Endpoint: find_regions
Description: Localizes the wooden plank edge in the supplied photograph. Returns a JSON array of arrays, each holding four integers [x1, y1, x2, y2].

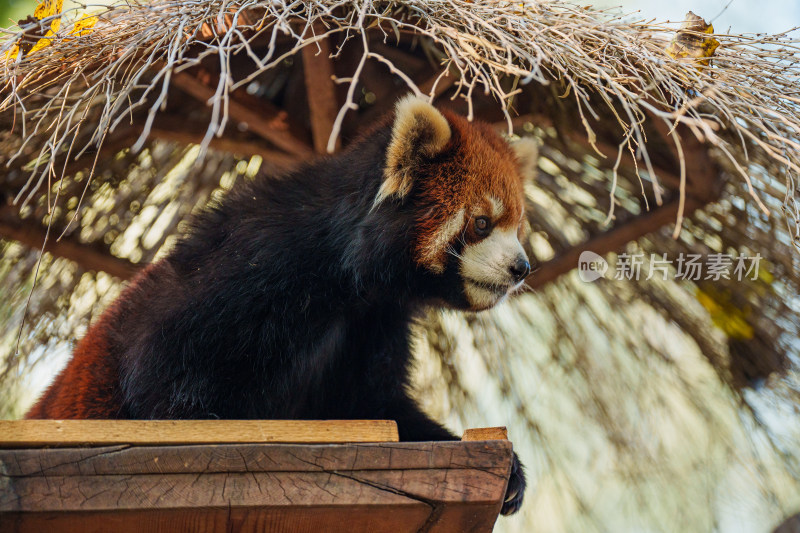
[[1, 441, 514, 477], [0, 420, 399, 447], [462, 427, 508, 441]]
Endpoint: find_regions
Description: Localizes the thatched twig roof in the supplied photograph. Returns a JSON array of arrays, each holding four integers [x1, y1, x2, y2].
[[1, 0, 799, 241]]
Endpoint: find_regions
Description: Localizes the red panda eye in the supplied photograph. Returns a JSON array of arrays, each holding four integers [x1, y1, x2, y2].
[[474, 216, 491, 236]]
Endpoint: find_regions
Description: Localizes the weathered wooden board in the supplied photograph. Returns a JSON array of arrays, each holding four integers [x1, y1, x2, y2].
[[462, 427, 507, 441], [0, 440, 513, 533], [0, 420, 398, 447]]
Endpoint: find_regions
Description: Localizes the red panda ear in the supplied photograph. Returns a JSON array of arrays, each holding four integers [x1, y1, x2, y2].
[[375, 95, 452, 206], [510, 136, 539, 185]]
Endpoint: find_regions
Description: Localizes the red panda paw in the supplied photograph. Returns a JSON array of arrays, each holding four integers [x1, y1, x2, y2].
[[501, 452, 526, 515]]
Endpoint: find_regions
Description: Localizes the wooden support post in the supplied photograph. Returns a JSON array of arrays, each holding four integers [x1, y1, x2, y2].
[[302, 28, 340, 153]]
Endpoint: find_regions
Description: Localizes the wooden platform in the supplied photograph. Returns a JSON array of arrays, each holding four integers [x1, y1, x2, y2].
[[0, 421, 513, 533]]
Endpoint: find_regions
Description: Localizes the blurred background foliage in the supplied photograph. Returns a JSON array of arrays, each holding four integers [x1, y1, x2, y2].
[[0, 0, 29, 23]]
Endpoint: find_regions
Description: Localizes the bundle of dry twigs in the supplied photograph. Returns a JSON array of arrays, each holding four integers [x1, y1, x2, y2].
[[1, 0, 799, 246]]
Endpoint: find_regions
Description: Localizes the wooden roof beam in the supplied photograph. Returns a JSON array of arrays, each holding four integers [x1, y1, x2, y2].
[[148, 116, 299, 169], [648, 116, 722, 203], [0, 206, 140, 281], [302, 27, 340, 153], [525, 196, 706, 289], [171, 71, 313, 158]]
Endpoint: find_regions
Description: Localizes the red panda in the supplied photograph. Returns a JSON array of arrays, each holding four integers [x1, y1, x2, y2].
[[27, 95, 537, 515]]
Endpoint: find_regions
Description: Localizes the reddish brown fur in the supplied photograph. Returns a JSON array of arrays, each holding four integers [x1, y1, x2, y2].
[[25, 314, 120, 418], [25, 264, 161, 419], [26, 109, 528, 420], [412, 111, 526, 268]]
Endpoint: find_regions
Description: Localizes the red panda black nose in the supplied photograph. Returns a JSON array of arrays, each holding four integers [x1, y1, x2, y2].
[[510, 256, 531, 283]]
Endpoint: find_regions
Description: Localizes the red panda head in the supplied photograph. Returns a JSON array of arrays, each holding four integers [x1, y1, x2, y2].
[[375, 95, 538, 311]]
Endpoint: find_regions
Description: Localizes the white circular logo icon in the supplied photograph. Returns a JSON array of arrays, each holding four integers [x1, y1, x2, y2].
[[578, 251, 608, 282]]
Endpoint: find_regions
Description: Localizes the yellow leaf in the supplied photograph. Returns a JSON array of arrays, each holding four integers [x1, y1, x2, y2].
[[33, 0, 64, 34], [69, 15, 98, 37], [13, 0, 64, 57], [11, 0, 96, 59], [695, 287, 754, 341], [27, 29, 57, 55], [665, 11, 721, 69], [3, 45, 21, 63]]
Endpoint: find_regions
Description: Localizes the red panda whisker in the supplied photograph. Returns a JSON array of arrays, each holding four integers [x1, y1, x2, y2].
[[445, 246, 463, 260]]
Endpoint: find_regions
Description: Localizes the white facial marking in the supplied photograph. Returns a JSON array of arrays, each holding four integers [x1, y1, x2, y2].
[[462, 279, 503, 310], [424, 208, 465, 274], [460, 227, 526, 309], [487, 195, 505, 218]]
